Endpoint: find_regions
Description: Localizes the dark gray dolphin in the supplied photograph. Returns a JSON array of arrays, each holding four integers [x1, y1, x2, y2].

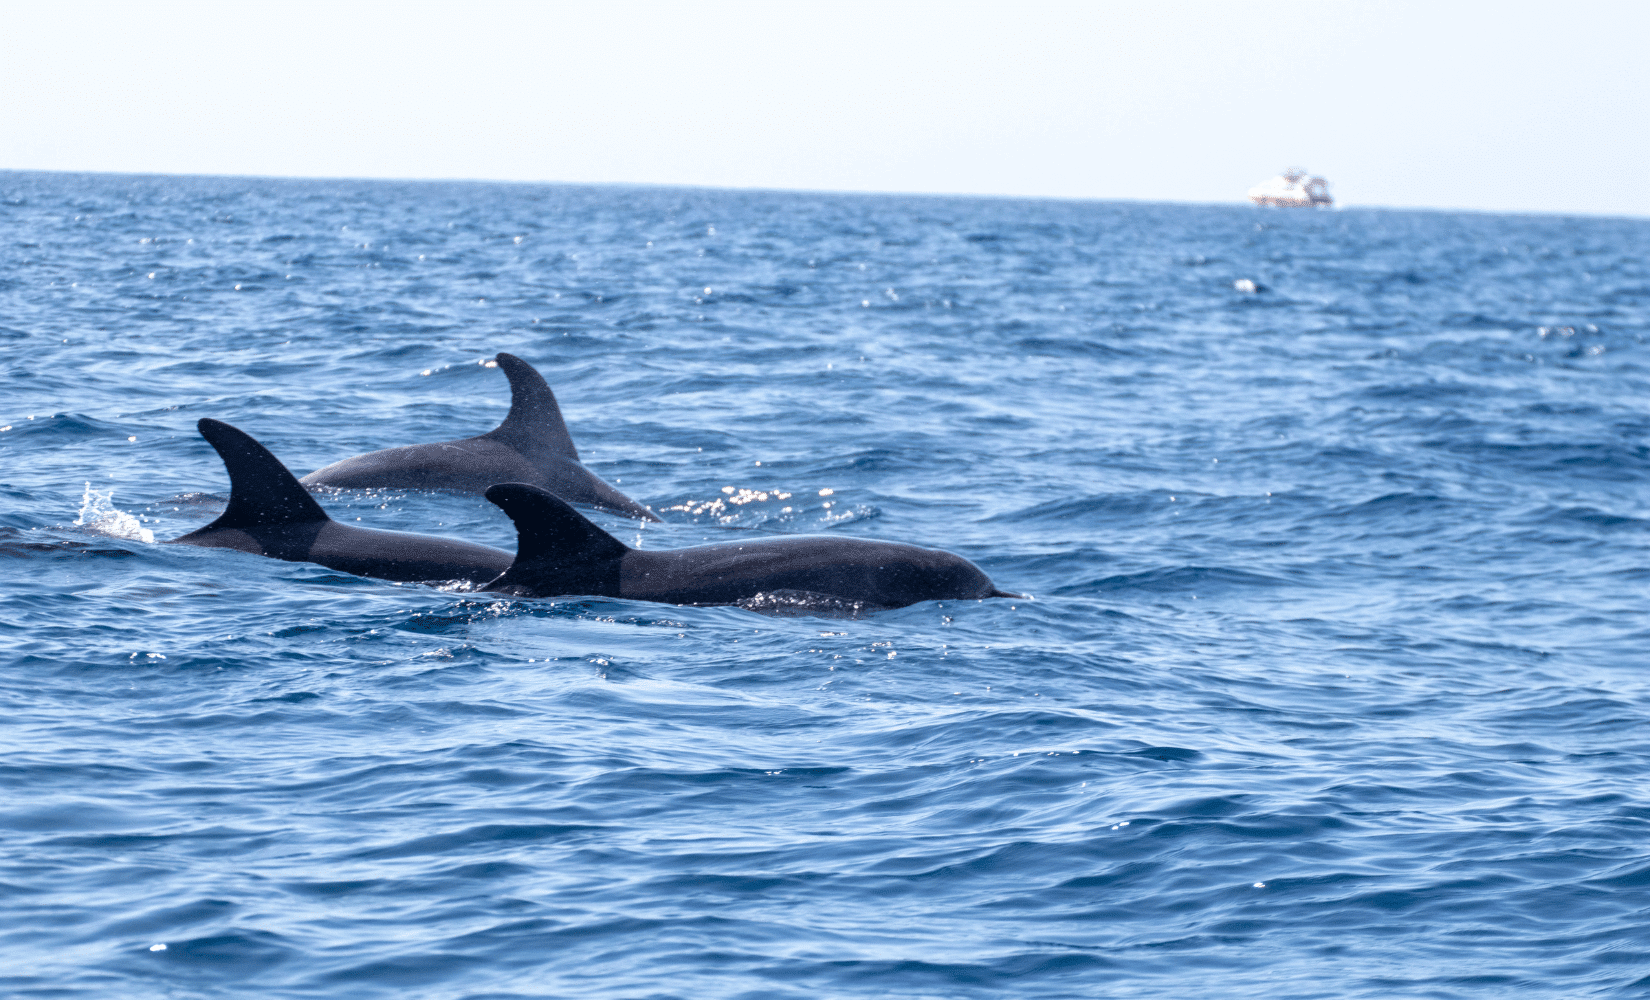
[[480, 483, 1016, 611], [173, 418, 512, 586], [299, 353, 658, 521]]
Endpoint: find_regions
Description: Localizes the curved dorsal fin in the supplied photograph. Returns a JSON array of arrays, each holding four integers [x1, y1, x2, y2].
[[196, 418, 330, 529], [482, 483, 627, 595], [486, 353, 578, 460]]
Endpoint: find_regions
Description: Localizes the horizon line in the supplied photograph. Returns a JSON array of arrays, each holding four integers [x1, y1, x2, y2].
[[3, 166, 1644, 223]]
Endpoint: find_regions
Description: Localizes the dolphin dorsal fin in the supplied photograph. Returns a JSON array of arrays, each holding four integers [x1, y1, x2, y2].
[[487, 353, 579, 460], [196, 418, 330, 529], [482, 483, 628, 594]]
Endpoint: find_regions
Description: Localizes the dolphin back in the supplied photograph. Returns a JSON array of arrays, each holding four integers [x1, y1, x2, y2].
[[194, 418, 330, 530], [482, 483, 629, 596], [295, 354, 657, 521]]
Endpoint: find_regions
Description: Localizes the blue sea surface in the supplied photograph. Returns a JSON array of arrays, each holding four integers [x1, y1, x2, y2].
[[2, 171, 1649, 998]]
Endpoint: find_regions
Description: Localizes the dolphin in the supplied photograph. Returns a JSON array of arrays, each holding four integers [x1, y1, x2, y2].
[[299, 353, 658, 521], [173, 418, 513, 586], [479, 483, 1017, 611]]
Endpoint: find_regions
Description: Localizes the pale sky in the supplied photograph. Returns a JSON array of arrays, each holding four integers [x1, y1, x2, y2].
[[3, 1, 1646, 215]]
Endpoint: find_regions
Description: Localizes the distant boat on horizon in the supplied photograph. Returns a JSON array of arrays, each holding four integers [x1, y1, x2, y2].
[[1248, 168, 1333, 207]]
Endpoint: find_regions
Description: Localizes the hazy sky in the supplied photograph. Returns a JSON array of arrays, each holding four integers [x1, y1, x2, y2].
[[4, 1, 1646, 215]]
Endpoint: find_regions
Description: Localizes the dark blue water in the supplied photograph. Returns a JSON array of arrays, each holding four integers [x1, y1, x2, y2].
[[3, 171, 1649, 998]]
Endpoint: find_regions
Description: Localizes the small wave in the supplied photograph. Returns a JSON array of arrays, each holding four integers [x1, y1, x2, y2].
[[991, 492, 1167, 524], [1526, 506, 1650, 532], [73, 483, 155, 544], [1314, 492, 1461, 525], [137, 930, 296, 975], [1056, 565, 1289, 595], [0, 412, 121, 440]]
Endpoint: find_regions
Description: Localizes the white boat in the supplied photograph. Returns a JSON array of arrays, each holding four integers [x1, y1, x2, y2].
[[1247, 168, 1333, 207]]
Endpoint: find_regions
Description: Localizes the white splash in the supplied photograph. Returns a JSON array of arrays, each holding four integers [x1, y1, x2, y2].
[[74, 482, 155, 544]]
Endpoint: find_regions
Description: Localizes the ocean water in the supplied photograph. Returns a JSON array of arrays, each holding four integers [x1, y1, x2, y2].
[[2, 170, 1649, 999]]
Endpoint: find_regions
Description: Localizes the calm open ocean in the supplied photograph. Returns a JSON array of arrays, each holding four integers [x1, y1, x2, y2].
[[2, 171, 1648, 998]]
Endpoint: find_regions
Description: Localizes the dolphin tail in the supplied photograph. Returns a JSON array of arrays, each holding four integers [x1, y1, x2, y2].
[[193, 418, 330, 530], [487, 353, 579, 459], [482, 482, 629, 596]]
